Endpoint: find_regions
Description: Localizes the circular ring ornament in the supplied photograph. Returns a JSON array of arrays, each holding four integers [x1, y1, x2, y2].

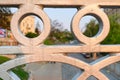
[[11, 4, 51, 46], [72, 5, 110, 45]]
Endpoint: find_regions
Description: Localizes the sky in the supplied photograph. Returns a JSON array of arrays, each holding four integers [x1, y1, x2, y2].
[[11, 7, 94, 32], [44, 8, 94, 31]]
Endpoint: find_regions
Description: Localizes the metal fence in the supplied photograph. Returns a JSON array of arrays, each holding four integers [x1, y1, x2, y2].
[[0, 0, 120, 80]]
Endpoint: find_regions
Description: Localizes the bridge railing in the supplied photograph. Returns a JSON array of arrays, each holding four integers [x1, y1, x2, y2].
[[0, 0, 120, 80]]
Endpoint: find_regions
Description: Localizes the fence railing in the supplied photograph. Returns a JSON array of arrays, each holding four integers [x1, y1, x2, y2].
[[0, 0, 120, 80]]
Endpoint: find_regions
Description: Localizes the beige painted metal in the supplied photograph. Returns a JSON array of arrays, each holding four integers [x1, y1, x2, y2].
[[72, 5, 110, 45], [11, 4, 51, 46], [0, 0, 120, 80], [0, 0, 120, 6]]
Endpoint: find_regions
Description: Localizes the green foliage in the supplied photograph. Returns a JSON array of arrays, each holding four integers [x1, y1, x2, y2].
[[83, 15, 120, 44], [44, 28, 74, 45], [0, 56, 11, 80], [44, 39, 54, 45], [25, 20, 74, 45], [83, 19, 99, 37], [11, 66, 29, 80], [0, 7, 12, 30], [0, 56, 10, 64], [0, 56, 29, 80], [101, 14, 120, 44], [83, 15, 120, 56], [25, 32, 39, 38]]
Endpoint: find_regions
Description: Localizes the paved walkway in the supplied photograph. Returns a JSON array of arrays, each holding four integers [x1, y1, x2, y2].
[[25, 54, 119, 80], [27, 63, 62, 80]]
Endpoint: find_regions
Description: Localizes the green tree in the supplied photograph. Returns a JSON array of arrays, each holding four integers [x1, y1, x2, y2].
[[101, 14, 120, 44], [83, 19, 99, 37], [0, 7, 12, 29], [44, 20, 74, 45], [83, 15, 120, 44], [83, 15, 120, 56], [25, 20, 74, 45]]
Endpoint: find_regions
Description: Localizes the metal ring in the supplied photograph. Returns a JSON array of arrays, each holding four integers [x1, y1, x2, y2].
[[11, 4, 51, 46], [72, 5, 110, 45]]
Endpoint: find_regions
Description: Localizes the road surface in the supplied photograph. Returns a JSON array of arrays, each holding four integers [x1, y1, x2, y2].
[[25, 54, 119, 80]]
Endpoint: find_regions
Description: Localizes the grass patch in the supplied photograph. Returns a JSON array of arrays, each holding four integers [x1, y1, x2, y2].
[[0, 56, 29, 80]]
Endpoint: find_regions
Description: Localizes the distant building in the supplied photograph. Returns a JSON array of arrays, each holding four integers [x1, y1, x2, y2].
[[20, 16, 35, 34], [104, 8, 120, 16], [0, 15, 36, 59], [104, 8, 120, 23]]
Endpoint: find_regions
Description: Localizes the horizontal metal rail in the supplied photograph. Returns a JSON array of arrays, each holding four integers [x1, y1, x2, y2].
[[0, 0, 120, 7], [0, 45, 120, 54]]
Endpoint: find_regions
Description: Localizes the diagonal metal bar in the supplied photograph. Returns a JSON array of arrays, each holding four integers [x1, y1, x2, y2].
[[0, 0, 120, 80], [77, 71, 91, 80], [76, 55, 118, 80], [93, 54, 120, 70], [77, 65, 109, 80], [0, 50, 119, 80], [0, 71, 13, 80], [0, 54, 89, 71], [0, 54, 90, 80], [77, 55, 120, 80]]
